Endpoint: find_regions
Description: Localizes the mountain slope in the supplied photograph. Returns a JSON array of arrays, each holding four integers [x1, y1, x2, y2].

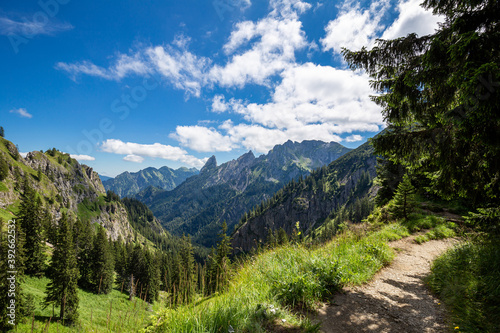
[[232, 140, 377, 253], [103, 166, 198, 198], [136, 140, 351, 247], [0, 137, 175, 247]]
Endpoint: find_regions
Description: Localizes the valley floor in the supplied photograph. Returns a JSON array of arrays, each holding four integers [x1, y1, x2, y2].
[[315, 236, 458, 333]]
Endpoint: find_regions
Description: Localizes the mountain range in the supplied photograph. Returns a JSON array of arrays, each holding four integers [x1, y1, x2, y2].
[[134, 140, 352, 247], [232, 140, 377, 253], [103, 166, 198, 198]]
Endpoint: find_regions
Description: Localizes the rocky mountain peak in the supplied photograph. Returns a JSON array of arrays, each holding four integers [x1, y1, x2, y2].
[[200, 155, 217, 174]]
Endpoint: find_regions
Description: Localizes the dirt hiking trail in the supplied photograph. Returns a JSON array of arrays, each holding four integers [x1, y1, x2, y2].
[[316, 236, 458, 333]]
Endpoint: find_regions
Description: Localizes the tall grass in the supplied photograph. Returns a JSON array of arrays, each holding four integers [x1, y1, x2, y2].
[[427, 240, 500, 332], [143, 223, 409, 332], [15, 276, 156, 332]]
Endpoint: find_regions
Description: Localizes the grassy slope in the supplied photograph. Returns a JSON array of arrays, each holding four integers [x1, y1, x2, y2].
[[15, 277, 157, 333], [143, 223, 410, 333], [427, 239, 500, 332]]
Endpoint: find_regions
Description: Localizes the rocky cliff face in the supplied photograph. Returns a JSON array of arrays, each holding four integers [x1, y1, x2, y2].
[[231, 140, 377, 253], [136, 140, 351, 248], [0, 139, 134, 241]]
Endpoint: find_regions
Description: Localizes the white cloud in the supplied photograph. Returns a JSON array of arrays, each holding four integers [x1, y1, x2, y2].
[[100, 139, 207, 168], [0, 16, 73, 36], [172, 63, 383, 153], [19, 152, 28, 158], [55, 53, 150, 81], [70, 154, 96, 161], [226, 63, 383, 130], [170, 125, 236, 152], [381, 0, 443, 39], [212, 95, 229, 113], [345, 134, 363, 142], [321, 0, 442, 55], [208, 4, 310, 88], [146, 45, 210, 97], [321, 0, 390, 53], [10, 108, 33, 118], [123, 154, 144, 163]]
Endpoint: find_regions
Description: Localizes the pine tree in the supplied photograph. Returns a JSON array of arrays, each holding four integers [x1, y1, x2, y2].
[[343, 0, 500, 211], [0, 126, 4, 137], [277, 228, 288, 245], [207, 222, 232, 294], [178, 235, 196, 303], [44, 213, 79, 324], [72, 218, 93, 289], [391, 174, 417, 221], [0, 154, 8, 181], [19, 180, 46, 277], [143, 250, 160, 303], [90, 225, 114, 294]]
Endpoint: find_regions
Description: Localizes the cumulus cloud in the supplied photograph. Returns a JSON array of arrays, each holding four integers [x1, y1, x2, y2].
[[0, 15, 73, 36], [10, 108, 33, 118], [321, 0, 390, 53], [345, 134, 363, 142], [146, 45, 210, 97], [322, 0, 442, 55], [123, 154, 144, 163], [56, 0, 311, 92], [208, 1, 311, 88], [70, 154, 96, 161], [171, 63, 383, 153], [100, 139, 207, 167], [170, 125, 236, 152], [224, 63, 383, 130], [381, 0, 443, 39]]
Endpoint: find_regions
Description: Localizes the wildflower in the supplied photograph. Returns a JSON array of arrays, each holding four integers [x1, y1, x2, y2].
[[454, 327, 459, 330]]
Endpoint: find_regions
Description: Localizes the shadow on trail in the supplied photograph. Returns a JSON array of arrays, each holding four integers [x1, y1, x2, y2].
[[315, 272, 447, 333]]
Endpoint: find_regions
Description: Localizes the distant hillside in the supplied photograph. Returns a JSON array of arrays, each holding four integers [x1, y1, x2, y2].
[[232, 140, 377, 253], [103, 166, 198, 198], [0, 138, 136, 241], [99, 174, 113, 182], [136, 140, 351, 247]]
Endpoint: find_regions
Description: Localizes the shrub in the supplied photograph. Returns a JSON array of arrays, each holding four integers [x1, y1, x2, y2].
[[427, 241, 500, 332]]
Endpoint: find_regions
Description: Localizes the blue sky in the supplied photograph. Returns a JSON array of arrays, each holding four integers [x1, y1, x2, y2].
[[0, 0, 441, 177]]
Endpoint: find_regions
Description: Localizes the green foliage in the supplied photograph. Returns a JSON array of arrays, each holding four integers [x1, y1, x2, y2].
[[144, 223, 408, 332], [0, 126, 4, 138], [390, 174, 417, 221], [0, 153, 8, 181], [465, 207, 500, 236], [127, 244, 161, 304], [414, 224, 456, 244], [44, 213, 80, 324], [427, 241, 500, 332], [0, 217, 30, 330], [375, 158, 405, 206], [206, 222, 232, 295], [73, 218, 94, 290], [18, 181, 46, 276], [19, 275, 156, 332], [90, 226, 115, 294], [343, 0, 500, 214]]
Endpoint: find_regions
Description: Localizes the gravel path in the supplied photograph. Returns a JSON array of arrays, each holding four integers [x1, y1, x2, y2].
[[316, 236, 458, 333]]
